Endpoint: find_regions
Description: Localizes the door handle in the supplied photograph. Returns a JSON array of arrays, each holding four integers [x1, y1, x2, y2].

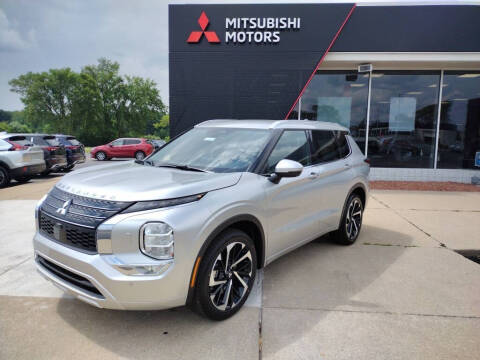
[[308, 172, 319, 179]]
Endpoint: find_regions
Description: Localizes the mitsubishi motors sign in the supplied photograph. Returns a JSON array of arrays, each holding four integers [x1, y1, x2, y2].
[[170, 3, 356, 135], [186, 11, 302, 44]]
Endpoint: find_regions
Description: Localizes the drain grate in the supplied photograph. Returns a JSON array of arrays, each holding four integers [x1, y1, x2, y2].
[[455, 250, 480, 265]]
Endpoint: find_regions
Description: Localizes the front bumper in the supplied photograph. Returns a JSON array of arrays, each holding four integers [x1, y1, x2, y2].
[[33, 231, 189, 310]]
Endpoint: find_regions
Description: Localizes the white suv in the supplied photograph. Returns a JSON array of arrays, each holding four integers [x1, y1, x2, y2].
[[34, 120, 369, 320], [0, 138, 46, 187]]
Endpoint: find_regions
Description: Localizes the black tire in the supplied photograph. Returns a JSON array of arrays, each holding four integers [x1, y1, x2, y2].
[[193, 229, 257, 321], [40, 169, 52, 176], [95, 151, 107, 161], [0, 166, 10, 188], [332, 193, 364, 245], [134, 151, 146, 161], [14, 176, 32, 183]]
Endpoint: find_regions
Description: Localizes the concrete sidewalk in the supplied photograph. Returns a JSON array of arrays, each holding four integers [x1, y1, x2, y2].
[[0, 188, 479, 359]]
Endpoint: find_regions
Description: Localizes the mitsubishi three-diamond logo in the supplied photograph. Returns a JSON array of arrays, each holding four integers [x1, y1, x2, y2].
[[187, 11, 220, 43]]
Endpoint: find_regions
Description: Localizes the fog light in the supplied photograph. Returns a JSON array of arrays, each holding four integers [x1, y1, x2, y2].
[[140, 222, 174, 260]]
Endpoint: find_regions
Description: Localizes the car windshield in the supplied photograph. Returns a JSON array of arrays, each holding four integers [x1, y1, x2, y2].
[[147, 127, 271, 173], [66, 137, 81, 146]]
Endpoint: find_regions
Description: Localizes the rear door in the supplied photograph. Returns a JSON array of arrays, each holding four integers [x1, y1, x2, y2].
[[308, 130, 353, 230], [123, 139, 141, 157]]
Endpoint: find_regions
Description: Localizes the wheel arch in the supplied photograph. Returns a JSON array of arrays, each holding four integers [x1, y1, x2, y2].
[[186, 214, 266, 306], [338, 182, 368, 229]]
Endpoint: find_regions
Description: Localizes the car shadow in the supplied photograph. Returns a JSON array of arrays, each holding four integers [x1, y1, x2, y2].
[[54, 225, 411, 359]]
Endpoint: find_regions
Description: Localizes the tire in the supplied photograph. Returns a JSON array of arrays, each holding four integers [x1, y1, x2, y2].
[[134, 151, 146, 161], [14, 176, 32, 183], [40, 169, 52, 176], [95, 151, 107, 161], [193, 229, 257, 321], [0, 166, 10, 188], [332, 193, 364, 245]]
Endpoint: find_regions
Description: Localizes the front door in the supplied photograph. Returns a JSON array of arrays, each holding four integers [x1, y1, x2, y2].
[[263, 130, 321, 259]]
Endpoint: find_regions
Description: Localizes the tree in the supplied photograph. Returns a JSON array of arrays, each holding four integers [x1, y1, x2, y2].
[[9, 58, 167, 145], [154, 114, 170, 141]]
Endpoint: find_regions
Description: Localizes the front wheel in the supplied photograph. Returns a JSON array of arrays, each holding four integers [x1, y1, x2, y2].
[[95, 151, 107, 161], [134, 151, 146, 161], [333, 194, 364, 245], [193, 229, 257, 320]]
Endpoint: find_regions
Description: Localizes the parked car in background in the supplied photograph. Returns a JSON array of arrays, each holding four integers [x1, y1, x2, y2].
[[149, 139, 166, 150], [0, 138, 46, 187], [91, 138, 154, 161], [20, 134, 68, 175], [53, 135, 86, 170], [34, 120, 369, 320]]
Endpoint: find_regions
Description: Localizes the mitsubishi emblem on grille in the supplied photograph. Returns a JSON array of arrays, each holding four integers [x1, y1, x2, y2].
[[56, 199, 72, 216]]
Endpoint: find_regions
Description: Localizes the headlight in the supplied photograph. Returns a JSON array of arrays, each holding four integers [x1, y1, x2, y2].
[[122, 193, 205, 214], [140, 222, 174, 260]]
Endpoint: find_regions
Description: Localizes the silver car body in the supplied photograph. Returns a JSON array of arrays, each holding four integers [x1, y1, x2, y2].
[[33, 120, 369, 310], [0, 137, 46, 173]]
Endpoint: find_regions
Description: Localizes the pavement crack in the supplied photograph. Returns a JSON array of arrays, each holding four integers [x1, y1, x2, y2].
[[263, 305, 480, 320], [0, 256, 32, 277], [258, 272, 264, 360], [370, 194, 445, 248]]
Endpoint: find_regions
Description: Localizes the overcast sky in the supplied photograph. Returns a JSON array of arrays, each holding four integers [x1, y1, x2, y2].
[[0, 0, 476, 111]]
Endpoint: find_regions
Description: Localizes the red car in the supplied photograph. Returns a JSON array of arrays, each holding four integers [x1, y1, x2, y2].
[[91, 138, 154, 161]]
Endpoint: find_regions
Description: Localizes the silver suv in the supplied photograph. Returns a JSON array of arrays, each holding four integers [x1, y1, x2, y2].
[[34, 120, 369, 320]]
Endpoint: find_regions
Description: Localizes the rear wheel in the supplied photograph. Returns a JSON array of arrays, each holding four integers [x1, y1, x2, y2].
[[193, 229, 257, 320], [95, 151, 107, 161], [333, 194, 364, 245], [135, 151, 146, 161], [0, 166, 10, 188]]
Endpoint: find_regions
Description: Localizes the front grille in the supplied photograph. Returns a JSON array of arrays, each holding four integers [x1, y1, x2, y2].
[[39, 186, 133, 253], [36, 255, 103, 297], [40, 212, 97, 252]]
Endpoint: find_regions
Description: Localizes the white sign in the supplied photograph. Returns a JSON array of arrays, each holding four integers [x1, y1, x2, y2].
[[389, 97, 416, 132], [225, 17, 301, 43]]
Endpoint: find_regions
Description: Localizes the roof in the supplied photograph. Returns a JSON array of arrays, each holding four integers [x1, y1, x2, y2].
[[196, 119, 349, 132]]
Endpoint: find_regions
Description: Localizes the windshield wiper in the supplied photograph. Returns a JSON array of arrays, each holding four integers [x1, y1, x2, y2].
[[155, 163, 207, 173]]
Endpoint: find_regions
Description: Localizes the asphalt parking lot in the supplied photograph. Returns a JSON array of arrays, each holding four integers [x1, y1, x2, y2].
[[1, 161, 479, 359]]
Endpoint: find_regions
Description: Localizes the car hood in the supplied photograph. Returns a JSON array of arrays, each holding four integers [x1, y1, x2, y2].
[[56, 161, 242, 201]]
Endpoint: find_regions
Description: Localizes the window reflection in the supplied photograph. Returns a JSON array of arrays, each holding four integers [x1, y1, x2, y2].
[[437, 71, 480, 169], [367, 71, 440, 168], [299, 71, 369, 152]]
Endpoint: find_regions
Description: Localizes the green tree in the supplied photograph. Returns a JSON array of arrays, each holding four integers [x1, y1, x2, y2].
[[153, 114, 170, 141], [9, 58, 167, 146]]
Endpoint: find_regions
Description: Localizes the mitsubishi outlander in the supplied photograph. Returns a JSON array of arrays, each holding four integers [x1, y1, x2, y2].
[[33, 120, 369, 320]]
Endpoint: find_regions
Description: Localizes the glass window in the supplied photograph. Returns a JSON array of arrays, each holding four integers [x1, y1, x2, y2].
[[124, 139, 141, 145], [110, 139, 124, 146], [149, 127, 271, 173], [335, 131, 350, 158], [66, 137, 81, 146], [300, 71, 369, 152], [265, 130, 310, 173], [44, 137, 60, 146], [367, 71, 440, 168], [310, 130, 338, 164], [437, 71, 480, 169]]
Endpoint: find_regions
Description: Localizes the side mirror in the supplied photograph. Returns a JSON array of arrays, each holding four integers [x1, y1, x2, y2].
[[268, 159, 303, 183]]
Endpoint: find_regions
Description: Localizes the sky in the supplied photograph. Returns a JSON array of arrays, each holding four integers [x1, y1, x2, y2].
[[0, 0, 477, 111]]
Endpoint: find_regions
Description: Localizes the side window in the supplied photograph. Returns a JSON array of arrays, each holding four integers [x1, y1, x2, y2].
[[111, 139, 124, 146], [335, 131, 350, 158], [310, 130, 338, 164], [125, 139, 141, 145], [265, 130, 311, 173]]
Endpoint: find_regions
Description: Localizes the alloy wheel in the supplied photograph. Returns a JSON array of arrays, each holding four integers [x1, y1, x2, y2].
[[96, 152, 106, 161], [135, 152, 145, 160], [345, 198, 362, 240], [208, 242, 253, 311]]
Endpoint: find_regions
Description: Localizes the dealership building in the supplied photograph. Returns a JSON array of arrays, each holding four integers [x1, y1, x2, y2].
[[169, 2, 480, 183]]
